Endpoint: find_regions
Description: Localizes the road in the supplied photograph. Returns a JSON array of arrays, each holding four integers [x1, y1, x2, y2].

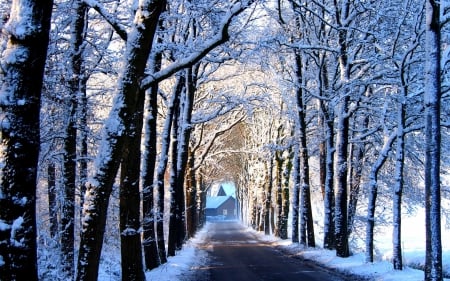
[[187, 221, 354, 281]]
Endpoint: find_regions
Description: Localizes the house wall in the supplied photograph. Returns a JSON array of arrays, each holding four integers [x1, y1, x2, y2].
[[205, 208, 219, 217], [205, 197, 237, 220], [216, 197, 236, 219]]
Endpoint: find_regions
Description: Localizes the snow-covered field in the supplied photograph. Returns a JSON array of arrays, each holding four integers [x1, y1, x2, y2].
[[141, 210, 450, 281]]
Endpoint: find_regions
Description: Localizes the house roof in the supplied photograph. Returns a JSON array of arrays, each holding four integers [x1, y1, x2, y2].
[[205, 196, 234, 209], [217, 186, 227, 196], [209, 182, 236, 197]]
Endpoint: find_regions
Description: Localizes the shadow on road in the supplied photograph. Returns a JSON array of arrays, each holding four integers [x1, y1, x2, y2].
[[185, 221, 355, 281]]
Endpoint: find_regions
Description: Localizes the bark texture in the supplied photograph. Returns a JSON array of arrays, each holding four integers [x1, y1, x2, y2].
[[0, 1, 53, 280]]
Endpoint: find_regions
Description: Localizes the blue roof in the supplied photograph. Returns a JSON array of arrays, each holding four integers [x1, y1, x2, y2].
[[209, 182, 236, 197], [205, 196, 233, 209]]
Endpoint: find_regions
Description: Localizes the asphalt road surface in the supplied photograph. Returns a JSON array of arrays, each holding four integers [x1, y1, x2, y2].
[[187, 221, 355, 281]]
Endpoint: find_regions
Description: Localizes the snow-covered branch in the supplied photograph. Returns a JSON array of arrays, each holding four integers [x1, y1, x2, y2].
[[441, 13, 450, 27], [140, 0, 255, 90], [193, 113, 245, 171], [83, 0, 128, 41]]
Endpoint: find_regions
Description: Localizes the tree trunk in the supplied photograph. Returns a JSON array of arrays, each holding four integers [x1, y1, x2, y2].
[[318, 106, 326, 199], [61, 3, 88, 277], [257, 202, 263, 231], [424, 1, 442, 280], [119, 88, 145, 281], [48, 163, 58, 238], [392, 99, 405, 270], [323, 103, 335, 250], [262, 180, 270, 234], [318, 57, 335, 250], [142, 57, 161, 271], [281, 147, 293, 240], [264, 160, 273, 235], [366, 170, 378, 263], [61, 96, 76, 279], [274, 150, 284, 238], [365, 132, 395, 262], [154, 77, 184, 264], [0, 1, 53, 280], [280, 179, 290, 239], [174, 67, 197, 249], [294, 50, 314, 247], [78, 71, 88, 230], [251, 192, 258, 229], [197, 172, 206, 228], [76, 2, 166, 280], [291, 145, 300, 243], [167, 75, 184, 257], [334, 94, 350, 257], [186, 147, 197, 238], [334, 0, 350, 258], [348, 111, 368, 235]]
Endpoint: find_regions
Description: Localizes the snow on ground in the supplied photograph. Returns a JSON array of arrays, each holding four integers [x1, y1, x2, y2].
[[140, 213, 450, 281], [144, 226, 210, 281]]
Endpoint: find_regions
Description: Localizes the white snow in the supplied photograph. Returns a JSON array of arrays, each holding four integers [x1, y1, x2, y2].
[[2, 44, 29, 66], [5, 2, 38, 39], [0, 219, 10, 231], [144, 226, 209, 281], [10, 216, 24, 247], [13, 196, 27, 206], [121, 227, 139, 236]]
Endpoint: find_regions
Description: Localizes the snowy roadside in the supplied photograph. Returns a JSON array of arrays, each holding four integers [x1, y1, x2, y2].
[[144, 224, 211, 281], [234, 223, 449, 281]]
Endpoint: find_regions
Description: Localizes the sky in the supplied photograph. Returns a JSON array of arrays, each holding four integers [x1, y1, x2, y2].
[[207, 181, 236, 197], [139, 208, 450, 281]]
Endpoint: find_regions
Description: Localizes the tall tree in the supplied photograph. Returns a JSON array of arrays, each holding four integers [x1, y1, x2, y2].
[[76, 2, 166, 279], [274, 123, 287, 238], [154, 78, 183, 263], [365, 129, 396, 263], [167, 74, 184, 257], [60, 1, 88, 278], [142, 62, 161, 270], [293, 50, 315, 247], [347, 109, 368, 235], [174, 66, 197, 248], [391, 2, 423, 268], [0, 0, 53, 280], [424, 0, 442, 280], [142, 15, 165, 268], [119, 86, 146, 281], [392, 92, 406, 270], [333, 0, 351, 258], [321, 95, 335, 250]]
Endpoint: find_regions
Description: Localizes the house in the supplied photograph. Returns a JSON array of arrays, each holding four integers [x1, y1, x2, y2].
[[205, 184, 237, 220], [205, 196, 237, 220]]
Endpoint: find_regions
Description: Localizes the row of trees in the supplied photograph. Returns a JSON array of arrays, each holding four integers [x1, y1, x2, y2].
[[232, 1, 449, 281], [0, 0, 258, 280], [0, 0, 449, 281]]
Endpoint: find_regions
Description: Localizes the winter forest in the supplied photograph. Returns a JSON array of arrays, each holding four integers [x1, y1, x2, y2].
[[0, 0, 449, 280]]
